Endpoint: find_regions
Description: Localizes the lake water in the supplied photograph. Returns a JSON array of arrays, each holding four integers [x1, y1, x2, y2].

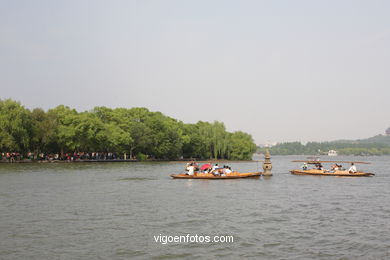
[[1, 156, 389, 259]]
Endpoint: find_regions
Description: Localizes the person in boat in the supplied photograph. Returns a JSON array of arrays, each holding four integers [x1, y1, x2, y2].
[[315, 163, 324, 170], [185, 162, 191, 171], [212, 169, 221, 176], [330, 164, 342, 173], [207, 163, 213, 173], [209, 163, 217, 174], [186, 161, 198, 170], [220, 166, 232, 176], [348, 163, 357, 173], [192, 161, 199, 171], [224, 166, 232, 174], [187, 164, 196, 176], [301, 163, 308, 170], [211, 164, 225, 176]]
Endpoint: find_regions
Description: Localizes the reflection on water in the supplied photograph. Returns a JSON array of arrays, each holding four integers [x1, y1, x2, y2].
[[0, 156, 390, 259]]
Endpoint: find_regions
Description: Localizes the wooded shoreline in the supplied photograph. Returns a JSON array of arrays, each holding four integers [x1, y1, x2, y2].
[[0, 158, 257, 163], [0, 99, 257, 161]]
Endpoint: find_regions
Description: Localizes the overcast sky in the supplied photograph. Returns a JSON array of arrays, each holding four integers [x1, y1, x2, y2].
[[1, 0, 389, 144]]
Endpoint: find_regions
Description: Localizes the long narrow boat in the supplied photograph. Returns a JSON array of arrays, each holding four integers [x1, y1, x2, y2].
[[170, 172, 261, 179], [290, 158, 374, 177], [290, 169, 374, 177]]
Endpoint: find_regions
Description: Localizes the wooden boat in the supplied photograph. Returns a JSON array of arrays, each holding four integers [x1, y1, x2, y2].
[[290, 169, 374, 177], [290, 158, 374, 177], [170, 172, 262, 179]]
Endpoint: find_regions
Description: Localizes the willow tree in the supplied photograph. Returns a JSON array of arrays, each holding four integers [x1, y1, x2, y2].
[[211, 121, 229, 159]]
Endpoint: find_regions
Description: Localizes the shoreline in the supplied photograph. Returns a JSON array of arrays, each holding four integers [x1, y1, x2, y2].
[[0, 159, 258, 164]]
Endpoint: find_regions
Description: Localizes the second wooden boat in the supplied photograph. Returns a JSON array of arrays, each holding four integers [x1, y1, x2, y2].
[[290, 169, 374, 177]]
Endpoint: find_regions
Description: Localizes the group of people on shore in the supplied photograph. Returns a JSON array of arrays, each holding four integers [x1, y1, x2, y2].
[[1, 152, 127, 162], [185, 162, 233, 176], [1, 152, 22, 162]]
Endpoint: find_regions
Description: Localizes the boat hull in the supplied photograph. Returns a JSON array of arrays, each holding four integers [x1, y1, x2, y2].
[[290, 169, 374, 177], [170, 172, 262, 179]]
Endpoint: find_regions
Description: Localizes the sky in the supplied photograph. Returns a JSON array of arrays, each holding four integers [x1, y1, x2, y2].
[[0, 0, 389, 144]]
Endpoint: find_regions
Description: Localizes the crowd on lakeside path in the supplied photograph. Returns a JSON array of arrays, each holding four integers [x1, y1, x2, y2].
[[0, 152, 133, 162]]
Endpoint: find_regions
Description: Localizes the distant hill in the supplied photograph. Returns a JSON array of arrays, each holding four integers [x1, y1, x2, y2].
[[261, 134, 390, 155], [335, 135, 390, 146], [357, 134, 390, 146]]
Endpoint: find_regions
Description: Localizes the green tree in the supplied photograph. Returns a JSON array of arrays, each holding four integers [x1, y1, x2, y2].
[[146, 112, 184, 160], [0, 99, 259, 160], [30, 108, 57, 154], [228, 131, 256, 160], [48, 105, 79, 154], [0, 99, 31, 152]]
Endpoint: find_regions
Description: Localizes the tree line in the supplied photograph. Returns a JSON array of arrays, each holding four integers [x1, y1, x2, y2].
[[260, 141, 390, 156], [0, 99, 256, 160]]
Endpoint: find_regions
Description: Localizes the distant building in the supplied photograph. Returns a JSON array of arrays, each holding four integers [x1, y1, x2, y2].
[[258, 142, 277, 148], [386, 127, 390, 136]]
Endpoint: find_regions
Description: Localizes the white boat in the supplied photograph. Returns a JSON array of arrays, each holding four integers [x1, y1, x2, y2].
[[328, 150, 338, 156]]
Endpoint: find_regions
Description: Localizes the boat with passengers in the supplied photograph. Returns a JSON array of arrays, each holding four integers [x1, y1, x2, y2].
[[170, 162, 262, 179], [170, 172, 262, 179], [290, 158, 374, 177]]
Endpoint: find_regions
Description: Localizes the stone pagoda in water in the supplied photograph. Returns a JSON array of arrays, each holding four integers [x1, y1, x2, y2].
[[262, 149, 273, 176]]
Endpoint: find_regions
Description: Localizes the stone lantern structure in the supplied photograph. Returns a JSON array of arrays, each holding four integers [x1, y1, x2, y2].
[[262, 149, 272, 176]]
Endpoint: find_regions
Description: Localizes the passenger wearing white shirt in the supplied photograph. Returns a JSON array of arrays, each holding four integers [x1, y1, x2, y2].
[[188, 165, 195, 176], [348, 163, 357, 173]]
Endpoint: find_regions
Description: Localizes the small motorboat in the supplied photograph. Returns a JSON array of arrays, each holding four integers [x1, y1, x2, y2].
[[170, 172, 262, 179]]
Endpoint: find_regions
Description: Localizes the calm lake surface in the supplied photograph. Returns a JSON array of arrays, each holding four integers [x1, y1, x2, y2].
[[1, 156, 389, 260]]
